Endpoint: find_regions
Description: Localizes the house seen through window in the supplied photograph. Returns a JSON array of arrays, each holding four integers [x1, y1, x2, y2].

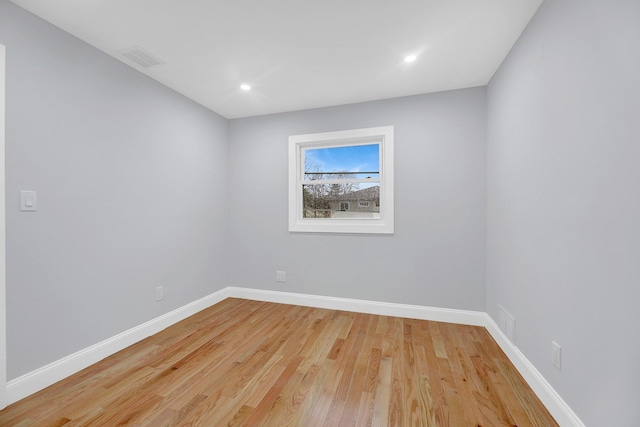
[[304, 143, 380, 219]]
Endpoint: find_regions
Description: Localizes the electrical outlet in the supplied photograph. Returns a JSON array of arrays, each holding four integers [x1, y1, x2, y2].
[[155, 286, 164, 302], [276, 270, 286, 283], [552, 341, 562, 370]]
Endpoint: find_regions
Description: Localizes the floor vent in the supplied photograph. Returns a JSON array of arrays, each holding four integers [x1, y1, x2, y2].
[[119, 46, 165, 68]]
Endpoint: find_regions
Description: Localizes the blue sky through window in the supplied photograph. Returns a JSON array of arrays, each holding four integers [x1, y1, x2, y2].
[[304, 144, 379, 174]]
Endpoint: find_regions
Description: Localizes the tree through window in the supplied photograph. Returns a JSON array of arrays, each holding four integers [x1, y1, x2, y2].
[[303, 143, 379, 219]]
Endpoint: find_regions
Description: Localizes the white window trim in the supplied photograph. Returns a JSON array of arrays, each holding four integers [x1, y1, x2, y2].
[[288, 126, 394, 234]]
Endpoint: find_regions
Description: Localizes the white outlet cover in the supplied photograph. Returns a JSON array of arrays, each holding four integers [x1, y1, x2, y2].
[[276, 271, 286, 282], [20, 190, 38, 211]]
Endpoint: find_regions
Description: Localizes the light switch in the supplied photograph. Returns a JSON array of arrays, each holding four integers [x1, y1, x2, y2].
[[20, 190, 38, 212]]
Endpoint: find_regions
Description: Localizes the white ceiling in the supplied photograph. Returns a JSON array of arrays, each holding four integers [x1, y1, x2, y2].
[[10, 0, 543, 119]]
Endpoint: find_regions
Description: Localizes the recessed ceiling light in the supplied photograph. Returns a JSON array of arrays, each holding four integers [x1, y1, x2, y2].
[[240, 84, 251, 91], [404, 55, 417, 63]]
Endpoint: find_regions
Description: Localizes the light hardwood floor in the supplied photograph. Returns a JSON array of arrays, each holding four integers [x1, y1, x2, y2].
[[0, 298, 558, 426]]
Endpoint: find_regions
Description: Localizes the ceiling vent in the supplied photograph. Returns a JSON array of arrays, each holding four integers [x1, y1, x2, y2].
[[119, 46, 165, 68]]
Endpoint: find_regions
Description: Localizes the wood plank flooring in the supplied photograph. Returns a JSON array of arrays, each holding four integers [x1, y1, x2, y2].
[[0, 298, 559, 426]]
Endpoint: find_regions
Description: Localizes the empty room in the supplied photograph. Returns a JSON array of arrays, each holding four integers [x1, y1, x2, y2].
[[0, 0, 638, 425]]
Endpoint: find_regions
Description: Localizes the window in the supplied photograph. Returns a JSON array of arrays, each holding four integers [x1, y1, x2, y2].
[[289, 126, 394, 234]]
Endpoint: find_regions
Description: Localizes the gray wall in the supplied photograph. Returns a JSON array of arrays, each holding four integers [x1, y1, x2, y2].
[[228, 89, 487, 311], [0, 0, 229, 380], [486, 0, 640, 425]]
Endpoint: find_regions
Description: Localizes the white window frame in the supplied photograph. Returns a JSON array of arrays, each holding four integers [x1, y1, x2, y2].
[[288, 126, 394, 234], [358, 201, 370, 208]]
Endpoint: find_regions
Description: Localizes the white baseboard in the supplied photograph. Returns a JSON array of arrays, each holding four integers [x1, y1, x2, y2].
[[5, 286, 584, 427], [227, 287, 487, 326], [6, 287, 232, 405]]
